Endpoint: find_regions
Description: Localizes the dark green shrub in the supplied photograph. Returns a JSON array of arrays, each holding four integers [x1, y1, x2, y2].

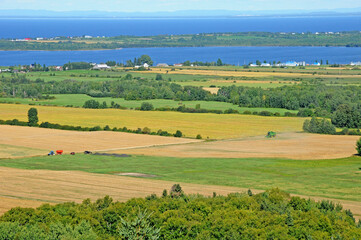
[[140, 102, 154, 111]]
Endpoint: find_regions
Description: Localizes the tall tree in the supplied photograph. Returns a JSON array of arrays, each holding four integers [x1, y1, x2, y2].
[[27, 108, 38, 126]]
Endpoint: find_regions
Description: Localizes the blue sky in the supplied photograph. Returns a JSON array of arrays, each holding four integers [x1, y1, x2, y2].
[[1, 0, 361, 12]]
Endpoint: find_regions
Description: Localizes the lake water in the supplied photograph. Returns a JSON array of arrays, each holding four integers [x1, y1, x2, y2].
[[0, 17, 360, 66], [1, 46, 360, 66], [0, 16, 361, 39]]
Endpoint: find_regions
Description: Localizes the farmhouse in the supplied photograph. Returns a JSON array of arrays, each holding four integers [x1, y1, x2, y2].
[[134, 63, 150, 68], [93, 63, 111, 70], [173, 63, 183, 67]]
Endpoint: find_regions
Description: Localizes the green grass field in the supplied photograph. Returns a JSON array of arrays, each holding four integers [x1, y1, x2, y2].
[[1, 154, 360, 202], [0, 94, 297, 114]]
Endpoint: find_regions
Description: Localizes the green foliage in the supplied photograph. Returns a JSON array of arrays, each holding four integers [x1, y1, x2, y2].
[[63, 62, 92, 70], [174, 130, 183, 138], [140, 102, 154, 111], [1, 189, 360, 239], [27, 107, 38, 126], [303, 117, 336, 134], [155, 74, 163, 81], [196, 134, 202, 139], [170, 184, 184, 198], [119, 210, 161, 240], [332, 104, 361, 128], [83, 99, 100, 109], [356, 138, 361, 155]]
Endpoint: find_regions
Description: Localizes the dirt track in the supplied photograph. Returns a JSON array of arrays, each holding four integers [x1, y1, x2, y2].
[[0, 167, 359, 219], [113, 132, 360, 160], [0, 125, 199, 157]]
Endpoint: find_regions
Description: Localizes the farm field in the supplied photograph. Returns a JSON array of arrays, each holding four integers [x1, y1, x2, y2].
[[0, 94, 298, 114], [1, 166, 360, 219], [0, 104, 304, 139], [0, 125, 199, 158], [114, 132, 360, 160], [0, 166, 253, 214], [1, 154, 360, 207]]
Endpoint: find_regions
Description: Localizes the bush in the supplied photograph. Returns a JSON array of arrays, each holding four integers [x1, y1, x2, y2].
[[83, 100, 100, 109], [155, 74, 163, 81], [356, 138, 361, 155], [140, 102, 154, 111], [259, 111, 272, 116], [284, 112, 297, 117], [174, 130, 183, 138], [243, 110, 252, 115], [196, 134, 202, 139]]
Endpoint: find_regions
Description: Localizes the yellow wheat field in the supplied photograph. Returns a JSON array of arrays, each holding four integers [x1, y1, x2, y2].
[[0, 104, 304, 139]]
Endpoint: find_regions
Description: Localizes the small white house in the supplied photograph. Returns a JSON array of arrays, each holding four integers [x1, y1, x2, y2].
[[93, 63, 111, 70]]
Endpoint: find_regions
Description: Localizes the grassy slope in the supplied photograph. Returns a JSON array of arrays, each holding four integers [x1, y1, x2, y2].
[[0, 94, 297, 114], [0, 104, 304, 139], [0, 154, 360, 202]]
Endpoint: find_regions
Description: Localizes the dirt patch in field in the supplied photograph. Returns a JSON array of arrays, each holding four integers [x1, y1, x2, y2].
[[203, 87, 219, 94], [0, 125, 200, 158], [0, 167, 359, 220], [113, 132, 360, 160]]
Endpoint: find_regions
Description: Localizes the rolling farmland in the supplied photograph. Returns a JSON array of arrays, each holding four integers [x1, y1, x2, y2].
[[0, 104, 304, 139]]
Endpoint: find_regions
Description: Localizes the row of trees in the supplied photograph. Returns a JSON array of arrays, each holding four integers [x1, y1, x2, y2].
[[0, 188, 360, 239]]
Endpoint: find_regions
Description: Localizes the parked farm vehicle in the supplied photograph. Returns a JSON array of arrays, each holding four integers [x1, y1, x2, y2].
[[266, 131, 277, 138]]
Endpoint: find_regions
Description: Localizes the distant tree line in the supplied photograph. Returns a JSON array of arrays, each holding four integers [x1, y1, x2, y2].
[[1, 31, 361, 50]]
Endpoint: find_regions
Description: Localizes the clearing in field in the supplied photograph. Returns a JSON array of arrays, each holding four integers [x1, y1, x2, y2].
[[0, 104, 304, 139], [113, 132, 360, 160], [0, 125, 199, 157]]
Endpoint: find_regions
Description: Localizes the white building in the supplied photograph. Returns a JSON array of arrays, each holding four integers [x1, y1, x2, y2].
[[93, 63, 111, 70], [350, 62, 361, 66]]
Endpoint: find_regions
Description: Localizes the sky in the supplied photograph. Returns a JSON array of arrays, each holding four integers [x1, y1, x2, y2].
[[0, 0, 361, 12]]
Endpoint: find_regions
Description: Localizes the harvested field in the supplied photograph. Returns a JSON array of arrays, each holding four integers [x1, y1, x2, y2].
[[113, 132, 360, 160], [0, 104, 304, 139], [0, 125, 199, 157], [0, 196, 46, 215], [147, 68, 361, 79], [0, 167, 360, 219]]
